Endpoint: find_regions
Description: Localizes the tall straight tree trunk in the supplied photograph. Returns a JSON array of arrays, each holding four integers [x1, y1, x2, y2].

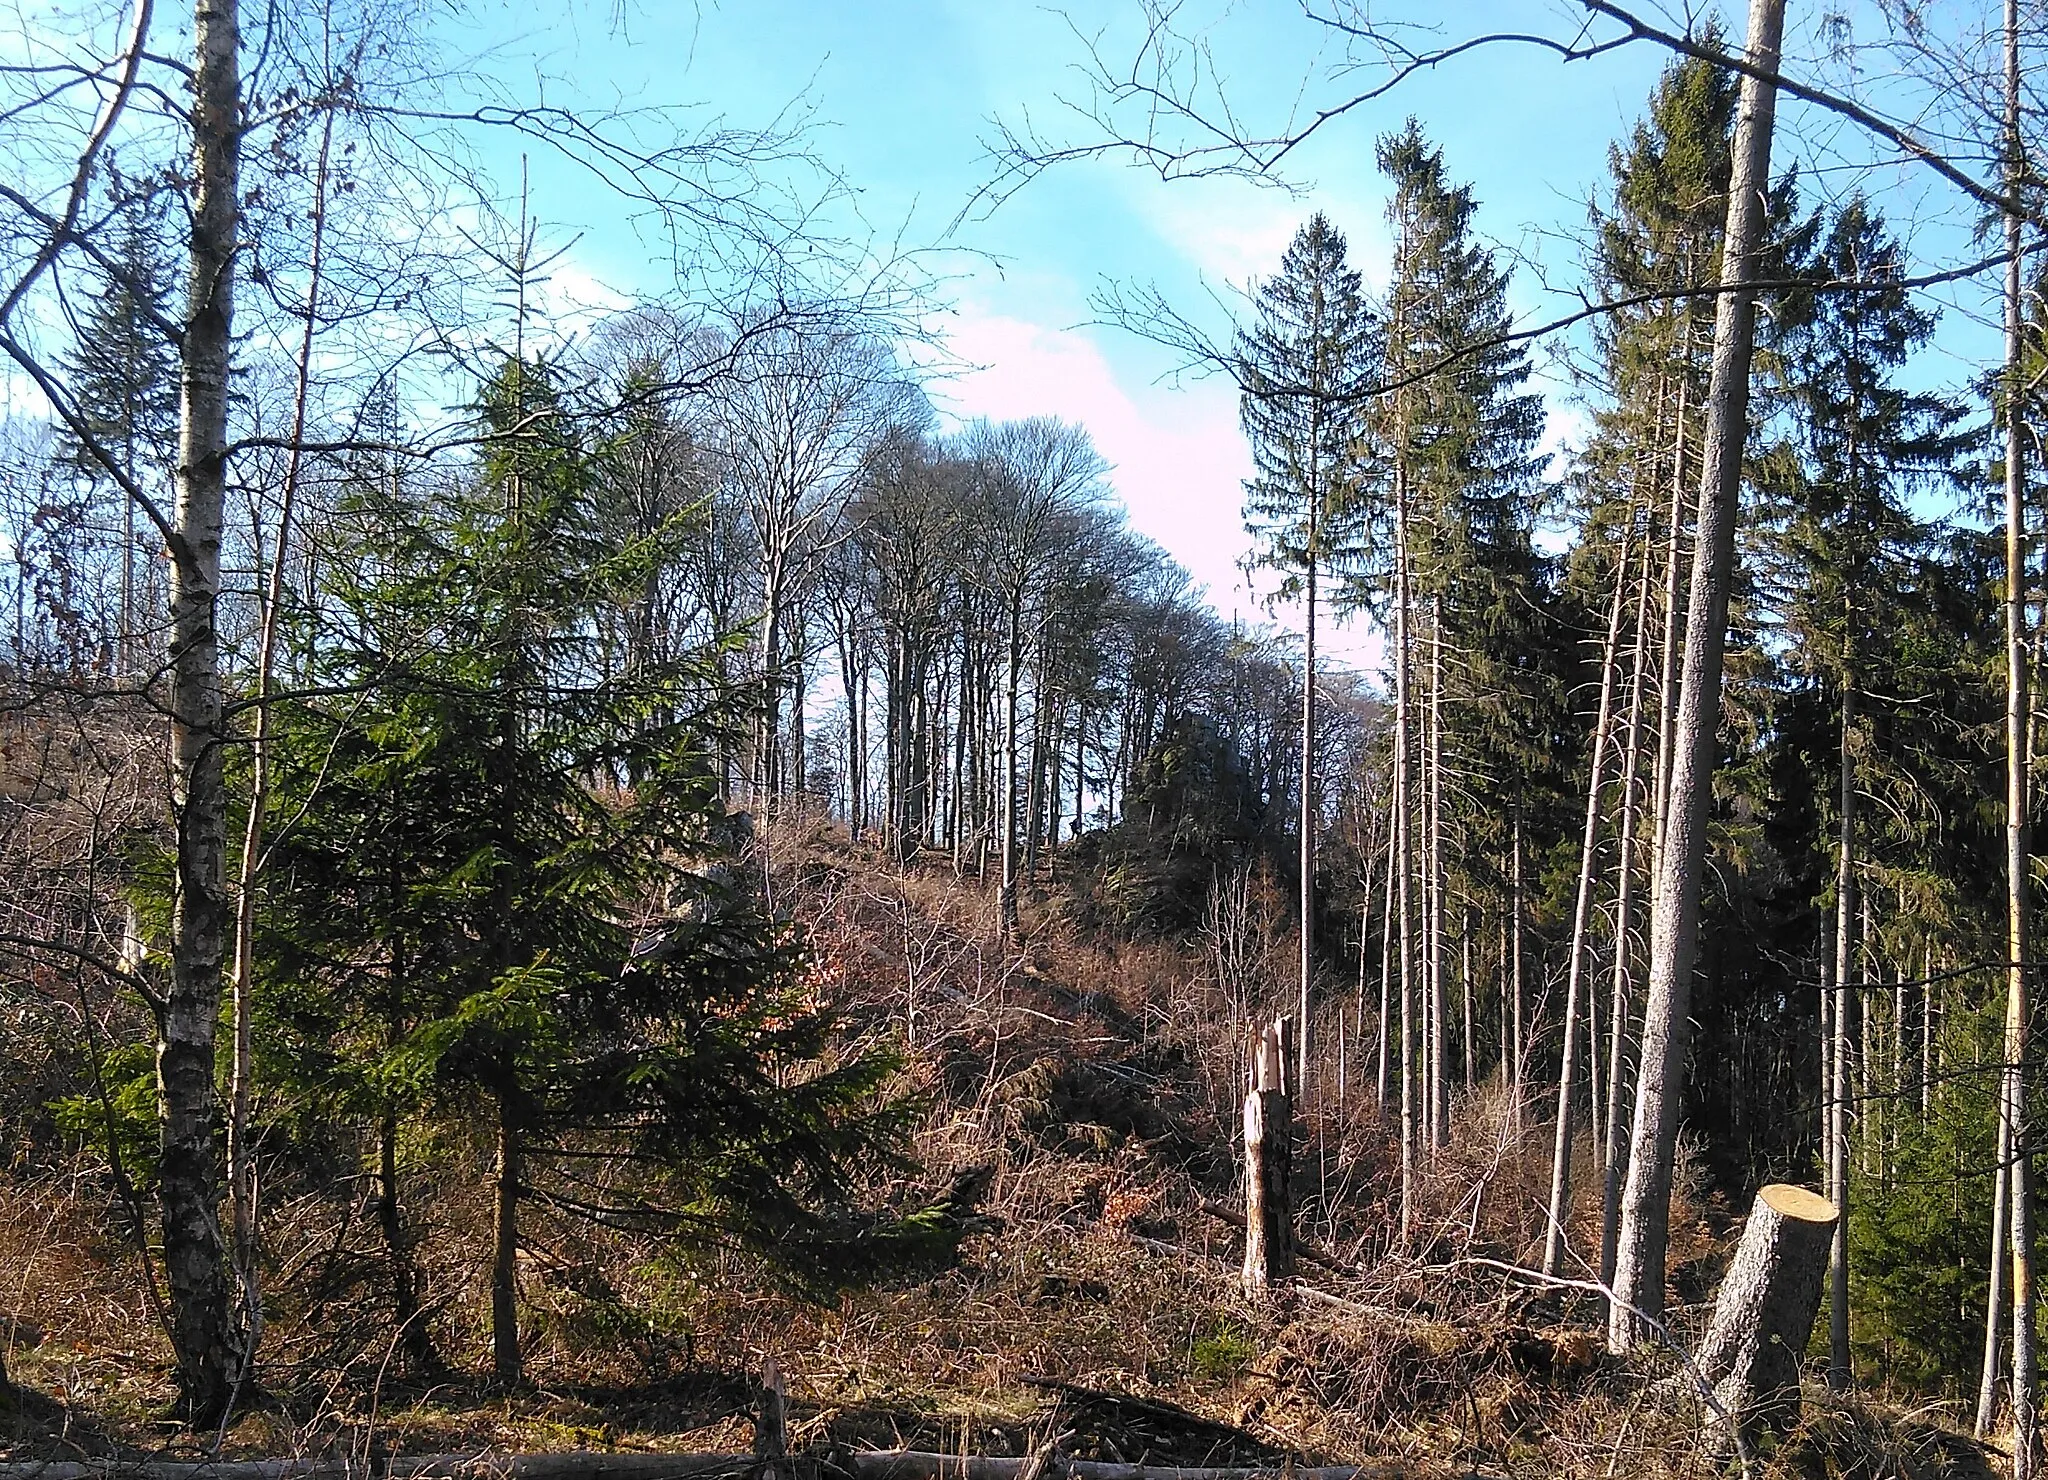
[[1984, 1052, 2016, 1435], [227, 99, 334, 1383], [160, 0, 245, 1426], [999, 603, 1024, 938], [1395, 468, 1416, 1242], [1300, 549, 1317, 1093], [1828, 648, 1856, 1391], [1653, 371, 1689, 864], [1462, 911, 1474, 1092], [1376, 800, 1397, 1109], [1545, 512, 1633, 1276], [1428, 597, 1448, 1149], [1024, 648, 1049, 875], [1921, 950, 1933, 1119], [1601, 517, 1654, 1290], [1511, 818, 1526, 1129], [757, 566, 785, 802], [1609, 0, 1783, 1354], [1497, 913, 1511, 1097], [2000, 2, 2038, 1458], [492, 1092, 521, 1388]]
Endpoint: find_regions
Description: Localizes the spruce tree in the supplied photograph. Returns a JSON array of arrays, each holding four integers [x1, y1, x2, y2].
[[255, 355, 954, 1388], [1236, 211, 1378, 1092], [1369, 121, 1556, 1192], [1760, 194, 1965, 1385], [58, 204, 180, 672]]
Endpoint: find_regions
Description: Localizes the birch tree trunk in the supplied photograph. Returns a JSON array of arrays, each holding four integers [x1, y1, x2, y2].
[[1609, 0, 1783, 1354], [160, 0, 245, 1426]]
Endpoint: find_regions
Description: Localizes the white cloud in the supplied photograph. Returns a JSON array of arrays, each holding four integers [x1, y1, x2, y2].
[[1134, 180, 1395, 295], [927, 303, 1384, 673]]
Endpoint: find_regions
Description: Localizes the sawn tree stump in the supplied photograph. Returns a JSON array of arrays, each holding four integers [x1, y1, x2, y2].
[[1692, 1183, 1838, 1454]]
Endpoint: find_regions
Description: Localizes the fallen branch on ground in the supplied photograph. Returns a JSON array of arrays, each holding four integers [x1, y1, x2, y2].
[[0, 1454, 1405, 1480]]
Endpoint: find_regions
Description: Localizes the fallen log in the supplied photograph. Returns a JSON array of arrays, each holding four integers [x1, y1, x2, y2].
[[0, 1456, 1398, 1480], [851, 1455, 1394, 1480], [1197, 1201, 1353, 1277], [0, 1458, 749, 1480]]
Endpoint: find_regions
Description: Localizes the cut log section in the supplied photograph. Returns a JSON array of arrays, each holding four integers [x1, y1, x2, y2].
[[1241, 1016, 1294, 1294], [1692, 1182, 1839, 1453]]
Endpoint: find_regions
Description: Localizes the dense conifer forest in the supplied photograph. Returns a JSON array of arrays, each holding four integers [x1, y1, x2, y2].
[[5, 1, 2048, 1476]]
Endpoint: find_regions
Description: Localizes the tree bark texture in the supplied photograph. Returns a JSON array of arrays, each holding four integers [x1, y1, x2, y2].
[[1609, 0, 1783, 1356], [1299, 555, 1316, 1095], [1693, 1184, 1838, 1456], [1242, 1017, 1294, 1294], [2001, 2, 2038, 1468], [493, 1097, 522, 1388], [159, 0, 244, 1426]]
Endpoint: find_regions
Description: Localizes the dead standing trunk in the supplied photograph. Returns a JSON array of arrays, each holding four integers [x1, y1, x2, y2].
[[1242, 1017, 1294, 1294], [1609, 0, 1784, 1355], [160, 0, 245, 1426]]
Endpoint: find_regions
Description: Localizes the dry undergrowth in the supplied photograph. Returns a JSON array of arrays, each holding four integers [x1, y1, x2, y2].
[[0, 818, 2000, 1478]]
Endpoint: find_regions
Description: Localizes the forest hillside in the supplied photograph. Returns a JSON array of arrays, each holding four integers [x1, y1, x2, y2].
[[3, 2, 2048, 1479]]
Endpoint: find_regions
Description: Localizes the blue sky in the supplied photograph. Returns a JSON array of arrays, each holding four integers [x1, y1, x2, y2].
[[446, 0, 2000, 669]]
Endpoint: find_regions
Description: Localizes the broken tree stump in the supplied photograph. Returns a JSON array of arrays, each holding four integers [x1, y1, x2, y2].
[[754, 1356, 788, 1479], [1242, 1016, 1293, 1294], [1692, 1183, 1838, 1454]]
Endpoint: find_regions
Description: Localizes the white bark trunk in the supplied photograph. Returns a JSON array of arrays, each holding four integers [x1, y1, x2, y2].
[[160, 0, 244, 1426]]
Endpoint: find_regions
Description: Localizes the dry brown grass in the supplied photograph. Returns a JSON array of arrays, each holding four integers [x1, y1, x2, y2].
[[0, 818, 1999, 1478]]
